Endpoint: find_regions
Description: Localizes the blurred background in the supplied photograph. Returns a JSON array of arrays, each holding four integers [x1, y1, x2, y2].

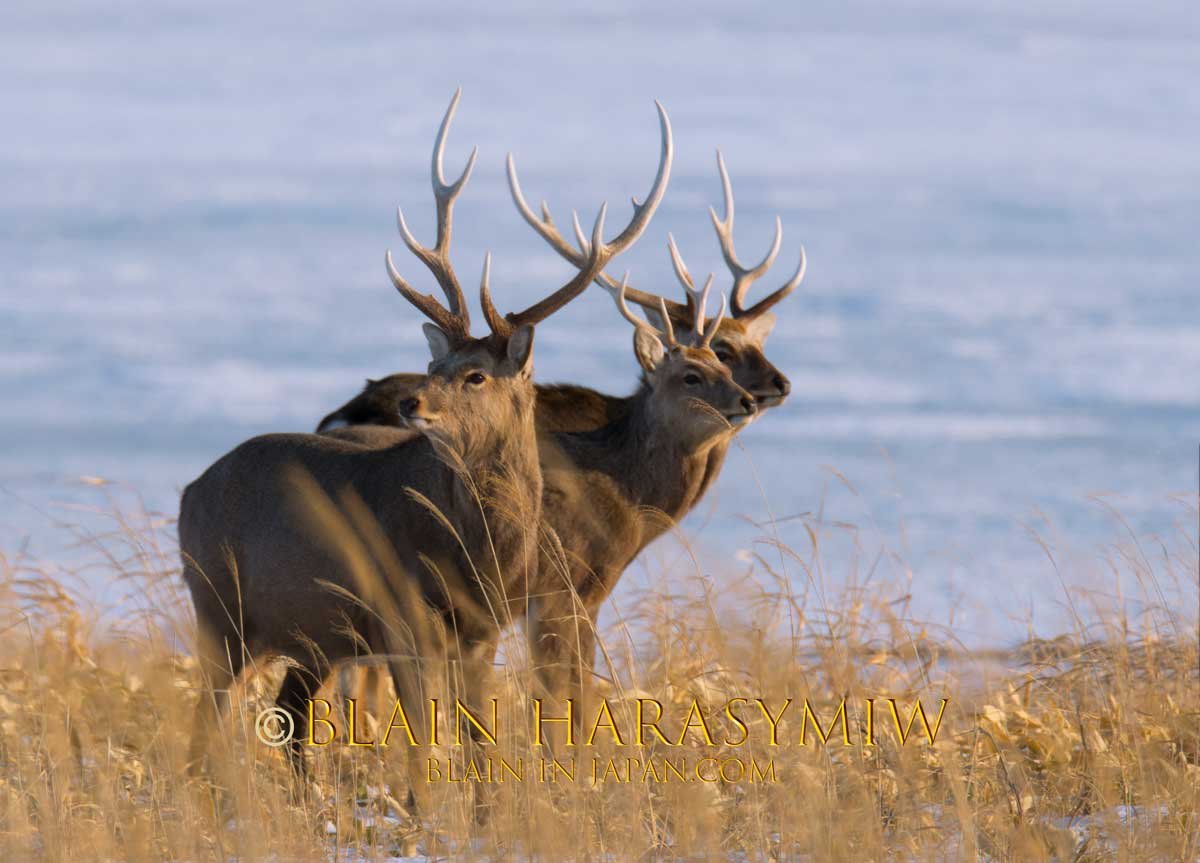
[[1, 1, 1197, 642]]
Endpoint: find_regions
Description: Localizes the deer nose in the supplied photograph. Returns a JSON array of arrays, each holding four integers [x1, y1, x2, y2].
[[740, 395, 757, 415], [398, 396, 421, 417], [773, 374, 790, 396]]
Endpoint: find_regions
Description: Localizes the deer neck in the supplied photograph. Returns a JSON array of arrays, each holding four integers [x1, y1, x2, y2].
[[693, 437, 733, 504], [562, 386, 722, 526], [427, 405, 544, 601]]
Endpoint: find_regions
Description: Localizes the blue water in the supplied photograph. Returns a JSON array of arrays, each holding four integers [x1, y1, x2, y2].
[[2, 1, 1197, 642]]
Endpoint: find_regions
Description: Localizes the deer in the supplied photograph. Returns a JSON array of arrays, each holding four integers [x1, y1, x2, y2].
[[320, 161, 804, 737], [178, 90, 672, 804], [318, 149, 805, 443], [316, 152, 805, 720], [523, 272, 763, 732], [331, 267, 760, 741]]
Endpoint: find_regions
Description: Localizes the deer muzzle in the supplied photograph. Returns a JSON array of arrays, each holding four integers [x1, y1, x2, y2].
[[398, 396, 440, 430], [751, 372, 790, 408], [724, 394, 758, 427]]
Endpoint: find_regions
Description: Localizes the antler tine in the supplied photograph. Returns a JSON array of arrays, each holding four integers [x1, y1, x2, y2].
[[700, 292, 727, 348], [386, 249, 466, 339], [394, 89, 476, 329], [496, 202, 607, 335], [501, 101, 682, 331], [737, 244, 807, 319], [507, 154, 686, 317], [571, 210, 589, 256], [432, 87, 478, 199], [603, 273, 677, 348], [606, 100, 674, 250], [666, 232, 695, 289], [478, 251, 505, 333], [691, 274, 715, 340], [657, 297, 677, 347], [667, 234, 721, 342], [708, 149, 783, 317]]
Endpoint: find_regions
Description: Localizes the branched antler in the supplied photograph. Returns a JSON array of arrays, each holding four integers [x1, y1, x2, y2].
[[708, 150, 805, 319], [603, 271, 726, 351], [390, 93, 674, 343], [606, 274, 678, 348], [665, 234, 726, 348], [386, 88, 479, 342], [504, 101, 683, 321]]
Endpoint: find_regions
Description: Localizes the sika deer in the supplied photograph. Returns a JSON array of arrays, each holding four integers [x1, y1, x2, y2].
[[526, 275, 757, 727], [330, 269, 759, 736], [179, 91, 670, 796], [317, 149, 804, 436], [317, 150, 804, 726]]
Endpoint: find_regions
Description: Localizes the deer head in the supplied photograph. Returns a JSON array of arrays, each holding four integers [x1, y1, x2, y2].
[[605, 274, 756, 451], [387, 90, 673, 456], [509, 149, 803, 409]]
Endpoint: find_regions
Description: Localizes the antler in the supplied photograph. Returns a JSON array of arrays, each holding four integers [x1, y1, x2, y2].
[[606, 274, 677, 348], [386, 88, 479, 342], [604, 272, 726, 351], [666, 234, 727, 347], [708, 150, 806, 319], [503, 101, 684, 324]]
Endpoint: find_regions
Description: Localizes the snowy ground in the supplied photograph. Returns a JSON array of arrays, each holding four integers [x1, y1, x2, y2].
[[1, 1, 1198, 641]]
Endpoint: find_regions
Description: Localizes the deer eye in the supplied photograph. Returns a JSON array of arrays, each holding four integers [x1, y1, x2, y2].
[[683, 371, 702, 387], [713, 343, 733, 362], [465, 371, 487, 387]]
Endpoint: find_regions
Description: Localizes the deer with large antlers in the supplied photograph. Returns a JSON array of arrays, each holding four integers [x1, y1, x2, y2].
[[320, 149, 799, 729], [318, 149, 804, 439], [179, 91, 670, 800], [332, 267, 760, 737]]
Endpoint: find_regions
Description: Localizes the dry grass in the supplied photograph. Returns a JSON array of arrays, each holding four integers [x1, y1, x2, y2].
[[0, 487, 1196, 862]]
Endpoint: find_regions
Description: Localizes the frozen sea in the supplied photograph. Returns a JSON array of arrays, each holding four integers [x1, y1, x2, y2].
[[1, 1, 1197, 642]]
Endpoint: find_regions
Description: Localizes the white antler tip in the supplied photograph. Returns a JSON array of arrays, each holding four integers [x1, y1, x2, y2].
[[384, 249, 403, 284], [592, 201, 608, 246], [794, 245, 808, 282]]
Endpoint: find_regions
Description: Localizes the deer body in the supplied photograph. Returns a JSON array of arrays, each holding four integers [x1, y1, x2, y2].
[[319, 149, 806, 726], [327, 304, 762, 731], [182, 413, 540, 664], [181, 330, 546, 795], [181, 92, 672, 810], [320, 376, 629, 436]]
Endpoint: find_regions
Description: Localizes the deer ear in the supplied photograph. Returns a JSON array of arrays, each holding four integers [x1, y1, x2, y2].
[[507, 324, 535, 375], [740, 311, 777, 345], [632, 328, 666, 373], [422, 323, 452, 362]]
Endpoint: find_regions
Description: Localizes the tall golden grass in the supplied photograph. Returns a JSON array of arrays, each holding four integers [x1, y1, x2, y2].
[[0, 483, 1196, 862]]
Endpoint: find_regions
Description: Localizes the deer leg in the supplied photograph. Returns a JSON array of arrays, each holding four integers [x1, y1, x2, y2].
[[456, 635, 500, 823], [334, 664, 355, 726], [363, 663, 388, 719], [530, 589, 595, 742], [275, 662, 328, 782], [187, 630, 244, 776], [383, 650, 432, 816], [568, 613, 598, 740]]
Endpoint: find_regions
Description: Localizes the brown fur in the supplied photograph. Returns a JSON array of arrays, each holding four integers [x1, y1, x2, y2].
[[181, 328, 542, 797], [320, 326, 772, 726]]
